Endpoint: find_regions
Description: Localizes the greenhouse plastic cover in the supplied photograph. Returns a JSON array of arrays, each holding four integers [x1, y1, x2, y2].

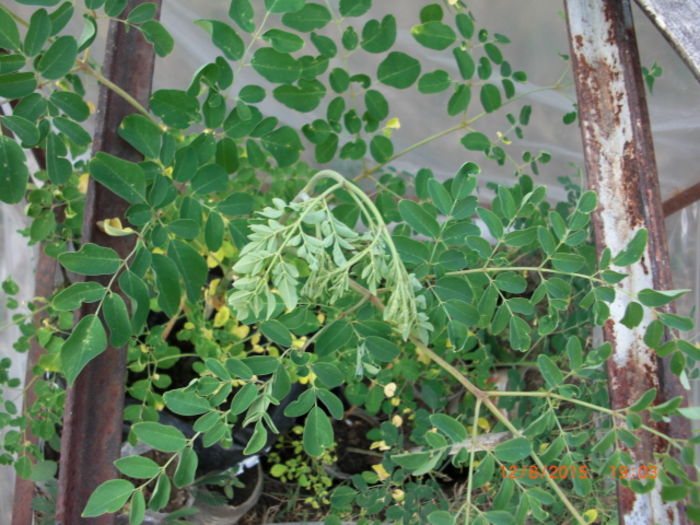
[[1, 1, 699, 522]]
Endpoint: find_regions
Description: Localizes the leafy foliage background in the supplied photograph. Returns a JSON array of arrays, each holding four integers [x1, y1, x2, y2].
[[0, 1, 699, 524]]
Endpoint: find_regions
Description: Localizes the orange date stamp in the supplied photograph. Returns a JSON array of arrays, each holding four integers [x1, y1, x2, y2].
[[499, 464, 659, 480]]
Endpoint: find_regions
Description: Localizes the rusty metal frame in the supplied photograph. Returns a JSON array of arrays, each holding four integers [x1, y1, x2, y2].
[[663, 181, 700, 217], [53, 1, 161, 523], [565, 1, 689, 523], [2, 102, 55, 525]]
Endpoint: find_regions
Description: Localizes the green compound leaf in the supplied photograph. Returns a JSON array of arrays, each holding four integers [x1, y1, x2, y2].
[[365, 89, 389, 121], [418, 70, 452, 94], [126, 2, 156, 23], [50, 91, 90, 121], [149, 473, 171, 511], [52, 282, 106, 311], [304, 406, 333, 457], [613, 228, 648, 266], [173, 447, 198, 488], [149, 89, 200, 129], [263, 28, 305, 53], [378, 52, 421, 89], [168, 239, 207, 301], [61, 314, 108, 386], [24, 8, 51, 56], [0, 6, 21, 51], [265, 0, 305, 13], [411, 21, 456, 50], [118, 113, 162, 159], [369, 135, 393, 163], [103, 293, 132, 347], [164, 388, 210, 416], [128, 490, 145, 525], [429, 414, 467, 443], [398, 199, 439, 238], [461, 132, 490, 152], [58, 243, 121, 275], [251, 48, 300, 84], [261, 125, 304, 167], [229, 0, 255, 32], [494, 437, 532, 463], [114, 455, 161, 479], [0, 72, 37, 100], [455, 13, 474, 39], [361, 15, 396, 53], [37, 35, 77, 79], [260, 319, 293, 347], [659, 313, 694, 332], [195, 19, 244, 60], [509, 315, 531, 351], [273, 79, 326, 112], [339, 0, 370, 17], [82, 479, 134, 518], [428, 510, 454, 525], [316, 319, 352, 356], [0, 136, 29, 204], [537, 354, 563, 389], [453, 48, 475, 80], [132, 422, 187, 453], [152, 253, 182, 317], [244, 421, 268, 455], [89, 152, 147, 204], [364, 336, 400, 362], [480, 83, 502, 112], [281, 3, 330, 32], [638, 288, 689, 307], [629, 387, 657, 412], [140, 20, 174, 57]]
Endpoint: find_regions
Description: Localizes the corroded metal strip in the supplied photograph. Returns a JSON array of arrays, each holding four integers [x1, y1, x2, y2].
[[663, 181, 700, 217], [3, 101, 55, 525], [55, 1, 161, 524], [565, 1, 688, 523], [634, 0, 700, 83]]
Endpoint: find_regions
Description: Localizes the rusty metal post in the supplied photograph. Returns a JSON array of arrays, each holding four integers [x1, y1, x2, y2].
[[55, 1, 161, 523], [564, 1, 689, 523], [3, 102, 54, 525]]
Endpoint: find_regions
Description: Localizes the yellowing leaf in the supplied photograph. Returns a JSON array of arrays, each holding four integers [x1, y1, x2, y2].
[[77, 172, 90, 193], [386, 117, 400, 129], [213, 306, 230, 327], [583, 509, 598, 524], [372, 463, 390, 481], [477, 418, 491, 431], [98, 217, 135, 237], [231, 324, 250, 339]]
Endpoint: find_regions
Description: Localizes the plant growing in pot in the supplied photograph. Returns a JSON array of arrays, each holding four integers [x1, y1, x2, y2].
[[0, 1, 699, 524]]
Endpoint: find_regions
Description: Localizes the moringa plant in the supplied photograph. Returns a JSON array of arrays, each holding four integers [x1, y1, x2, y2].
[[0, 0, 699, 524]]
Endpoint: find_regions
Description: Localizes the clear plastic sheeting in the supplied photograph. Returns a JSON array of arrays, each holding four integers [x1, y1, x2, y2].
[[0, 206, 34, 525], [666, 202, 700, 401]]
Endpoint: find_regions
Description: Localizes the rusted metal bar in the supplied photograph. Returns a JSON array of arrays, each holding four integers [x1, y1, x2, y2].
[[564, 1, 689, 524], [10, 251, 56, 525], [663, 180, 700, 217], [2, 101, 55, 525], [634, 0, 700, 83], [55, 1, 161, 524]]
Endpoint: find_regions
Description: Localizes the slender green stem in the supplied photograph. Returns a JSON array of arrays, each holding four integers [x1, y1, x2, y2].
[[78, 61, 155, 121], [464, 398, 482, 525]]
